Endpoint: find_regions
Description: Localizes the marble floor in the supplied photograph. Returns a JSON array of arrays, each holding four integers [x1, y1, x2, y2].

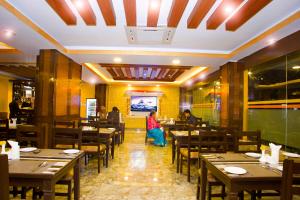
[[12, 129, 298, 199]]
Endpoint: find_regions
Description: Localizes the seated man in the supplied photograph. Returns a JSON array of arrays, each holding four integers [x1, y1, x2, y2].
[[183, 109, 197, 126]]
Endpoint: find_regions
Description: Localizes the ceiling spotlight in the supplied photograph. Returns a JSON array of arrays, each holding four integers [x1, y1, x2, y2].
[[292, 66, 300, 70], [150, 0, 159, 10], [114, 57, 122, 63], [156, 84, 160, 87], [90, 79, 96, 84], [4, 29, 15, 38], [199, 87, 203, 90], [128, 84, 132, 87], [186, 80, 193, 86], [224, 5, 234, 14], [199, 74, 206, 80], [73, 0, 84, 9], [172, 59, 180, 65], [268, 38, 276, 45]]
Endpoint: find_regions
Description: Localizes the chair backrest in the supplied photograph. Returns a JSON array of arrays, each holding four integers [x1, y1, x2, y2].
[[16, 125, 40, 147], [198, 130, 227, 153], [234, 130, 261, 153], [82, 128, 106, 147], [53, 128, 82, 149], [0, 154, 9, 200], [78, 120, 96, 128], [54, 120, 75, 128], [281, 159, 300, 200], [174, 123, 188, 131], [175, 120, 186, 126], [145, 116, 149, 132]]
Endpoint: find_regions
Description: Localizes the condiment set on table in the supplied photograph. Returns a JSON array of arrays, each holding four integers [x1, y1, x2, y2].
[[0, 140, 20, 160]]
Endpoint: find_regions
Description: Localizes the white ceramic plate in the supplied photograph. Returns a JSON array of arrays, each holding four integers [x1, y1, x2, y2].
[[282, 152, 300, 158], [245, 152, 261, 158], [224, 166, 247, 175], [63, 149, 80, 154], [108, 128, 115, 130], [277, 166, 283, 171], [20, 147, 37, 152]]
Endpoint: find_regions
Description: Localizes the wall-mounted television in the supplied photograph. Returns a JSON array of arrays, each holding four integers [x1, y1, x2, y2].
[[130, 96, 157, 112]]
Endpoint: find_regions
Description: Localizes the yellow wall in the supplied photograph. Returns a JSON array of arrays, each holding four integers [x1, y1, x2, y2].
[[80, 82, 95, 118], [0, 75, 13, 116], [106, 85, 180, 129]]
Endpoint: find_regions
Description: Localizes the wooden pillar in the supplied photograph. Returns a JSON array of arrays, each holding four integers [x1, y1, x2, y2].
[[35, 49, 81, 148], [95, 84, 107, 112], [220, 62, 244, 129]]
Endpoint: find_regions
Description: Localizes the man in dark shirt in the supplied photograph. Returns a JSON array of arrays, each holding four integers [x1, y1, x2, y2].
[[9, 98, 20, 119], [107, 107, 120, 127], [183, 109, 197, 126]]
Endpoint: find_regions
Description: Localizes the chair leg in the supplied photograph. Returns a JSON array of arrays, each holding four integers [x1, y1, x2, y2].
[[85, 155, 88, 165], [179, 154, 183, 174], [221, 185, 226, 199], [196, 176, 200, 200], [21, 187, 26, 199], [239, 191, 244, 200], [208, 183, 212, 200], [98, 154, 101, 174], [187, 157, 190, 182], [67, 181, 72, 200]]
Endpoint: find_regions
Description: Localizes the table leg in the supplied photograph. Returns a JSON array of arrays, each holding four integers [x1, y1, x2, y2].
[[176, 142, 180, 173], [111, 133, 115, 159], [200, 159, 207, 200], [106, 141, 109, 168], [74, 158, 80, 200], [172, 136, 175, 164], [227, 192, 239, 200], [42, 181, 55, 200]]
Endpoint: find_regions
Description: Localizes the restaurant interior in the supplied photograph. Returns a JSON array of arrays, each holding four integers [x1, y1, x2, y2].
[[0, 0, 300, 199]]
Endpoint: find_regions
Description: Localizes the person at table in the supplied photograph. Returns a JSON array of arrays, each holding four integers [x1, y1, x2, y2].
[[183, 109, 197, 126], [9, 97, 20, 119], [107, 107, 120, 127], [147, 111, 166, 147], [98, 106, 107, 120]]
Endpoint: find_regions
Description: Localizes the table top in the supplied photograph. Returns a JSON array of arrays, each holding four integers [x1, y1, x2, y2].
[[20, 148, 83, 160], [9, 149, 84, 179], [200, 152, 259, 162], [82, 126, 115, 134], [171, 130, 199, 137]]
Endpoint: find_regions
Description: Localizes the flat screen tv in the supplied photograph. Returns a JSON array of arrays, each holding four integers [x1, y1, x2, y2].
[[130, 96, 157, 112]]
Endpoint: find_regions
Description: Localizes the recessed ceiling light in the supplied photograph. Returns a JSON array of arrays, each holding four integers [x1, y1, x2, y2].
[[156, 84, 160, 87], [268, 38, 276, 45], [150, 0, 159, 10], [199, 87, 203, 90], [4, 29, 15, 38], [90, 79, 96, 84], [224, 5, 234, 14], [128, 84, 131, 87], [199, 74, 206, 80], [186, 80, 193, 86], [73, 0, 84, 9], [114, 57, 122, 63], [172, 59, 180, 65], [292, 66, 300, 69]]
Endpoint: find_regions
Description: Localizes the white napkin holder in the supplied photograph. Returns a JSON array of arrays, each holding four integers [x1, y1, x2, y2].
[[7, 140, 20, 160], [9, 118, 17, 129], [268, 143, 281, 165], [1, 143, 6, 154]]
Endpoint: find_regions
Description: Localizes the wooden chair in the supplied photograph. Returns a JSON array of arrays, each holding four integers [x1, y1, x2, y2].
[[234, 130, 261, 153], [0, 119, 8, 140], [54, 120, 75, 128], [281, 159, 300, 200], [53, 128, 82, 200], [81, 128, 107, 173], [0, 154, 9, 200], [16, 125, 40, 147]]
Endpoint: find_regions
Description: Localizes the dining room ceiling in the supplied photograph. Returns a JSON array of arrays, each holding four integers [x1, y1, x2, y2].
[[0, 0, 300, 84]]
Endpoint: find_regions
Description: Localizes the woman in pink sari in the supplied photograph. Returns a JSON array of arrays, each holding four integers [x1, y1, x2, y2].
[[147, 111, 166, 146]]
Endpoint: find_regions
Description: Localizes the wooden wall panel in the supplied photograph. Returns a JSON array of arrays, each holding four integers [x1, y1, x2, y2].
[[95, 84, 107, 111]]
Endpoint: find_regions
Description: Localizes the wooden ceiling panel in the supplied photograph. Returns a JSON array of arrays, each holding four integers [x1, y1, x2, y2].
[[101, 64, 191, 82], [187, 0, 216, 29], [0, 65, 36, 79], [226, 0, 272, 31], [147, 0, 161, 27], [123, 0, 136, 26], [71, 0, 96, 25], [46, 0, 77, 25], [96, 0, 116, 26], [167, 0, 189, 27], [206, 0, 244, 30], [150, 68, 157, 79], [125, 67, 132, 78]]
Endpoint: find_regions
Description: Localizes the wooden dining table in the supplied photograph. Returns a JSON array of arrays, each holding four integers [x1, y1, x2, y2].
[[81, 126, 116, 167], [198, 152, 287, 200], [9, 149, 84, 200]]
